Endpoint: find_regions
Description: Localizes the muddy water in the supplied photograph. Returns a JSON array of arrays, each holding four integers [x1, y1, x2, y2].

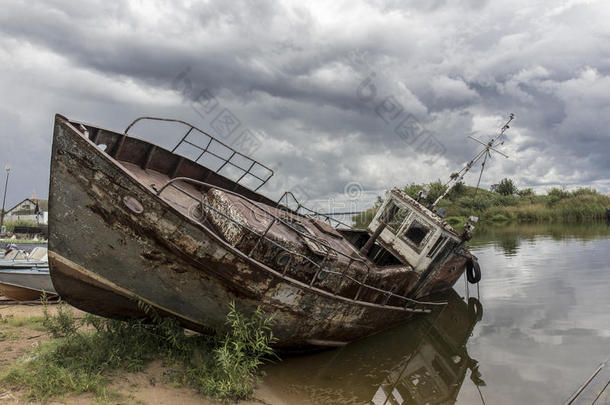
[[260, 221, 610, 404]]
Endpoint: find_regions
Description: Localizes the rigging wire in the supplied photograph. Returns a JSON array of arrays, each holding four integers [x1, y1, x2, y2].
[[430, 113, 514, 210]]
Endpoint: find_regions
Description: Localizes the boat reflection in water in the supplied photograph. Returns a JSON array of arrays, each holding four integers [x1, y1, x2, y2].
[[266, 288, 484, 405]]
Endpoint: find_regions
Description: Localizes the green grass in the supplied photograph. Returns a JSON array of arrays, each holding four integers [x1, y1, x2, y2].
[[444, 216, 467, 228], [353, 182, 610, 229], [1, 301, 277, 403], [0, 315, 46, 332], [0, 330, 19, 341], [0, 239, 46, 243]]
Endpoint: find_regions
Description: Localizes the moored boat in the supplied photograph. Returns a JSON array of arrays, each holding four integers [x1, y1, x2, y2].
[[0, 246, 49, 270], [48, 114, 486, 349], [0, 267, 56, 301]]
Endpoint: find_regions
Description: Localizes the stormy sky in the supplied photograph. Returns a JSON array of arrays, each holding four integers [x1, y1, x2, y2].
[[0, 0, 609, 211]]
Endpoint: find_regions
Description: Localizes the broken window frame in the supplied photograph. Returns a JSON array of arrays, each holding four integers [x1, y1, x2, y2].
[[400, 218, 432, 252], [381, 200, 412, 235], [426, 234, 448, 258]]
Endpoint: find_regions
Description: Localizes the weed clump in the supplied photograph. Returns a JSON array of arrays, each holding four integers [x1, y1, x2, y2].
[[180, 302, 276, 400], [42, 300, 78, 338], [1, 300, 276, 403]]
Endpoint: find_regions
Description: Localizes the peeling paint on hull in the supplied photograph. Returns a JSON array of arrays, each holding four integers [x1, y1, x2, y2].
[[48, 115, 469, 349]]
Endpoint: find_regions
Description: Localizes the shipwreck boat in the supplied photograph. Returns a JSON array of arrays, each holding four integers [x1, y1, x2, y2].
[[48, 114, 485, 349], [0, 267, 56, 301]]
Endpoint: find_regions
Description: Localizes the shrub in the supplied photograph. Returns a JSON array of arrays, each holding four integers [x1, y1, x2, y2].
[[490, 214, 509, 222], [42, 300, 78, 338], [548, 187, 570, 199], [517, 188, 534, 197], [444, 216, 466, 227], [403, 181, 447, 206], [182, 302, 277, 400], [495, 178, 518, 196], [571, 187, 598, 197]]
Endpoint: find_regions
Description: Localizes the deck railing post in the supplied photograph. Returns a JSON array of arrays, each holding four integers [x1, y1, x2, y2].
[[310, 267, 322, 286], [216, 151, 236, 173], [195, 137, 213, 161], [172, 127, 194, 153], [248, 218, 275, 257], [236, 161, 256, 184], [282, 256, 292, 276]]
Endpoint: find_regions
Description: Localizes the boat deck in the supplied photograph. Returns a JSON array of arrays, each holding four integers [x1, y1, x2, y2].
[[121, 161, 383, 268], [119, 161, 428, 306]]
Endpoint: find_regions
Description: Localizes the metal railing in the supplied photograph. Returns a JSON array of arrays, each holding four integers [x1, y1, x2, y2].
[[124, 117, 274, 191], [276, 191, 353, 230], [157, 177, 446, 312]]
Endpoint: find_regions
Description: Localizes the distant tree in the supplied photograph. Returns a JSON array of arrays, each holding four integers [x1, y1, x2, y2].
[[403, 181, 447, 206], [571, 187, 598, 196], [403, 183, 423, 200], [426, 181, 447, 205], [517, 188, 534, 197], [449, 181, 466, 197], [547, 187, 570, 199], [495, 178, 518, 196]]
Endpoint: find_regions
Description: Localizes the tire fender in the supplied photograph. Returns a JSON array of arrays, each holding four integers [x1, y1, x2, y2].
[[466, 258, 482, 284], [468, 297, 483, 322]]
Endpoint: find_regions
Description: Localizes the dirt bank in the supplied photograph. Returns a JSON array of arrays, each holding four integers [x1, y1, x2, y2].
[[0, 300, 286, 405]]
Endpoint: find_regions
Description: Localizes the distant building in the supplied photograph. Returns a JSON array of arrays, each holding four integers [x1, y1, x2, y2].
[[3, 198, 48, 225]]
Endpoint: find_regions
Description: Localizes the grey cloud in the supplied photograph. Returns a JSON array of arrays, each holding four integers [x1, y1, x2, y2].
[[0, 0, 609, 207]]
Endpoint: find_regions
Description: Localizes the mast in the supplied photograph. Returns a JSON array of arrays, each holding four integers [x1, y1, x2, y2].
[[430, 113, 514, 211]]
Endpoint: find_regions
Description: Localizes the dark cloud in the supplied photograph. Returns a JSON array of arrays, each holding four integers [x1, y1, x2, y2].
[[0, 0, 609, 210]]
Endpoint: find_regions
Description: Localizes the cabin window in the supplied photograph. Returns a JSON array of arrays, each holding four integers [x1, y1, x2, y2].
[[427, 235, 447, 258], [382, 202, 410, 234], [402, 220, 430, 247]]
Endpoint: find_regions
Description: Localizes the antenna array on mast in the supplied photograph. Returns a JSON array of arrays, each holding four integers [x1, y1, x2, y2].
[[430, 113, 515, 210]]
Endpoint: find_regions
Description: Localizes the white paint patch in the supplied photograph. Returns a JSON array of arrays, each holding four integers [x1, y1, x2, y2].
[[270, 284, 302, 306]]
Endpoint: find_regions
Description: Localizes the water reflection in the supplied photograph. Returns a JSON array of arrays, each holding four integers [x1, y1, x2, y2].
[[452, 222, 610, 404], [262, 223, 610, 404], [469, 221, 610, 257], [264, 289, 483, 405]]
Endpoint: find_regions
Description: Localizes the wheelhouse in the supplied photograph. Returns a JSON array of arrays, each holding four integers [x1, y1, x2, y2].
[[367, 189, 462, 272]]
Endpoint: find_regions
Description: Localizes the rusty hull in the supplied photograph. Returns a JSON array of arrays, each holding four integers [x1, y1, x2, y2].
[[48, 114, 471, 349], [48, 116, 423, 349]]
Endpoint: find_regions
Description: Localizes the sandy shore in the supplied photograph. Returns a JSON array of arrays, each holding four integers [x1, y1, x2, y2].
[[0, 301, 289, 405]]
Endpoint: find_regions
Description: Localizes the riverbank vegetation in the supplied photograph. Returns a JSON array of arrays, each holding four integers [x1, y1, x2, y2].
[[0, 219, 36, 233], [0, 300, 276, 403], [353, 179, 610, 229]]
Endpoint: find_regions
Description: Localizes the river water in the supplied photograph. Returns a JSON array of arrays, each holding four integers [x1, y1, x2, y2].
[[260, 221, 610, 404]]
